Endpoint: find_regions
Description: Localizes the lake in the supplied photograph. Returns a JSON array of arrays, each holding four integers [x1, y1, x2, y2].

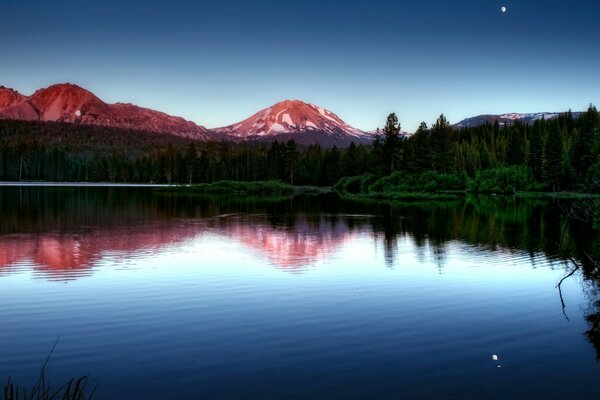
[[1, 187, 599, 399]]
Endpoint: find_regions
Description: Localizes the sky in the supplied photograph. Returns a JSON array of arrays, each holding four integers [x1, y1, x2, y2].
[[1, 0, 599, 132]]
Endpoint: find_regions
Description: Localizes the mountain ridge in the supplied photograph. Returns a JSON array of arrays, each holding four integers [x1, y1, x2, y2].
[[0, 83, 216, 141], [453, 111, 582, 129], [0, 83, 373, 147], [0, 82, 586, 144]]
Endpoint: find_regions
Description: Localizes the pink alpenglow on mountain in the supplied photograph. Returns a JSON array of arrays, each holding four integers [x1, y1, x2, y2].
[[0, 87, 26, 111], [0, 84, 375, 146], [0, 83, 215, 140], [214, 100, 373, 146]]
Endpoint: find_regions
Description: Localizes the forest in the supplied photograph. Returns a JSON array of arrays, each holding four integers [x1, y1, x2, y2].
[[0, 105, 599, 193]]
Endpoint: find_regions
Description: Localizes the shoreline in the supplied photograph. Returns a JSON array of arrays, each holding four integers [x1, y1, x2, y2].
[[0, 182, 175, 187]]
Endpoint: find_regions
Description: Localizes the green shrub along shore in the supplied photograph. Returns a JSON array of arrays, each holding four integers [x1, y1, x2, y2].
[[155, 180, 332, 196], [156, 180, 296, 195]]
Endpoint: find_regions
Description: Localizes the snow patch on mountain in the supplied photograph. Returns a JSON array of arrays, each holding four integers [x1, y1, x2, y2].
[[269, 123, 286, 133], [282, 113, 295, 126]]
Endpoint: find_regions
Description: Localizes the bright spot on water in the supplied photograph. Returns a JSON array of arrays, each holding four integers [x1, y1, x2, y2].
[[75, 110, 82, 117], [501, 6, 507, 13]]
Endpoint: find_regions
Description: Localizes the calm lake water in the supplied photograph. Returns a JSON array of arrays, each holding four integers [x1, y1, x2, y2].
[[1, 187, 600, 399]]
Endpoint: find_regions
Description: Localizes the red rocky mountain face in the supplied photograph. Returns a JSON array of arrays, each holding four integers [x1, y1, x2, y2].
[[0, 86, 26, 110], [0, 83, 214, 140]]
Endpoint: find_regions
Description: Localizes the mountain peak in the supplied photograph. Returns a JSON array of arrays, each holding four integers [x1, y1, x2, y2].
[[0, 86, 26, 111], [214, 99, 371, 146], [0, 82, 214, 140]]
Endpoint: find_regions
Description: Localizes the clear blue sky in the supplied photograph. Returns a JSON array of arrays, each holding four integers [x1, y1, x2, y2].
[[1, 0, 599, 131]]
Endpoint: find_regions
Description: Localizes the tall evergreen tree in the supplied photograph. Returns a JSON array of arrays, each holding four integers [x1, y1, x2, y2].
[[505, 122, 526, 166], [285, 140, 299, 184], [571, 105, 600, 180], [528, 120, 544, 181], [382, 113, 402, 174], [430, 114, 454, 172], [543, 123, 566, 191], [409, 122, 431, 172]]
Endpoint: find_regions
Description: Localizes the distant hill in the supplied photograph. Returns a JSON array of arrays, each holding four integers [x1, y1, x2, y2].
[[453, 112, 582, 128]]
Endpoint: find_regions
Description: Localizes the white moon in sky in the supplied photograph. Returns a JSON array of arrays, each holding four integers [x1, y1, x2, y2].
[[501, 6, 507, 13]]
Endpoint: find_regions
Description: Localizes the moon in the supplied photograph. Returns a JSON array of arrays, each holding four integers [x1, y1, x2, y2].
[[501, 6, 507, 13]]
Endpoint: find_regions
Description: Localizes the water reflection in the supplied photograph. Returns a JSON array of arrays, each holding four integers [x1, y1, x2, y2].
[[209, 214, 363, 272], [0, 222, 204, 279], [2, 187, 600, 396], [1, 188, 599, 275]]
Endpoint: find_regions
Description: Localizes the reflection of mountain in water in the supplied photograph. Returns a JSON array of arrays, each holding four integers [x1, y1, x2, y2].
[[0, 222, 205, 280], [3, 186, 600, 366], [209, 214, 368, 272], [0, 215, 369, 278]]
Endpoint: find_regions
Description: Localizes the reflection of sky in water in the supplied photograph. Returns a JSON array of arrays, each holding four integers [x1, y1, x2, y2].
[[0, 213, 571, 281], [0, 227, 593, 399], [1, 193, 600, 399]]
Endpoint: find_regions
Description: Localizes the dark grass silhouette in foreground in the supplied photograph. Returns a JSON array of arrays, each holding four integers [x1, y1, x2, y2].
[[2, 342, 95, 400]]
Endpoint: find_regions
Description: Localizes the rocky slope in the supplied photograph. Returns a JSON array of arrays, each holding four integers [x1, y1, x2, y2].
[[0, 83, 215, 140]]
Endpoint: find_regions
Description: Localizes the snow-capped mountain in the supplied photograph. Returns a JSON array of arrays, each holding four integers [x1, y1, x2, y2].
[[214, 100, 373, 146], [454, 112, 582, 128], [0, 83, 216, 140]]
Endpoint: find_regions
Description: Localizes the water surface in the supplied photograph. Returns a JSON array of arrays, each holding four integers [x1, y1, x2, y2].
[[1, 187, 599, 399]]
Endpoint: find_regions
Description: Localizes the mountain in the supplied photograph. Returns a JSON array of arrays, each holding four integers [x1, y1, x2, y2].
[[213, 100, 373, 146], [0, 86, 26, 110], [454, 112, 582, 128], [0, 83, 216, 140], [0, 84, 373, 146]]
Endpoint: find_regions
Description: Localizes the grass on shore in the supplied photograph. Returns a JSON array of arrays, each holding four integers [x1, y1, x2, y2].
[[3, 376, 93, 400], [3, 342, 95, 400], [338, 191, 461, 203], [155, 180, 333, 196]]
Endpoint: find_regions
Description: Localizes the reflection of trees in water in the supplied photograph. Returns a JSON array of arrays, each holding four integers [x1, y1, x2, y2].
[[4, 188, 600, 359], [579, 257, 600, 360], [584, 287, 600, 360]]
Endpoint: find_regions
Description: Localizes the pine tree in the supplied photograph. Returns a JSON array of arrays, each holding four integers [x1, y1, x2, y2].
[[430, 114, 454, 172], [571, 105, 600, 180], [184, 143, 198, 184], [285, 140, 299, 184], [543, 123, 565, 191], [528, 120, 544, 181], [382, 113, 402, 174], [505, 122, 526, 166], [342, 142, 359, 176], [409, 122, 431, 172]]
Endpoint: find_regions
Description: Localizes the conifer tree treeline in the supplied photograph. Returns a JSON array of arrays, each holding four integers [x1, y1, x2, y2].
[[1, 105, 599, 190]]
